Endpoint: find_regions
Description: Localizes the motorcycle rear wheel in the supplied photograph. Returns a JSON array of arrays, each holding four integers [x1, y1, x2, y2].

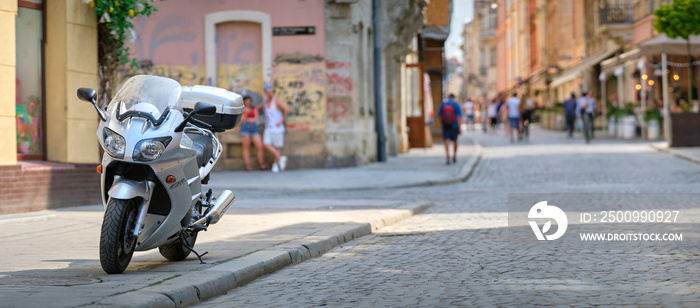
[[99, 198, 138, 274], [158, 231, 197, 261]]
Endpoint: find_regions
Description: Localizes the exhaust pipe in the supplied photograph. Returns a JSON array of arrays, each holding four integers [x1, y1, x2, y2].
[[193, 190, 235, 226]]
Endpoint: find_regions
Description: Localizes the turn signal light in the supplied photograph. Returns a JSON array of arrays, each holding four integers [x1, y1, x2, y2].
[[96, 165, 102, 173], [166, 175, 175, 184]]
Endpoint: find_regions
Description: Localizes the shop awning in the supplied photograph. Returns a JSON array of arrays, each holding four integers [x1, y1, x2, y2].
[[639, 34, 700, 56], [601, 48, 640, 72], [550, 48, 620, 88]]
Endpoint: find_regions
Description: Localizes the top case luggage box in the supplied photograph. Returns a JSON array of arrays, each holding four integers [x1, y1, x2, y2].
[[179, 85, 244, 130]]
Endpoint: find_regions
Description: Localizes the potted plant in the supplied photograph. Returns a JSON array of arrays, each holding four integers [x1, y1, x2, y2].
[[617, 103, 637, 139], [606, 105, 621, 137], [643, 106, 663, 140]]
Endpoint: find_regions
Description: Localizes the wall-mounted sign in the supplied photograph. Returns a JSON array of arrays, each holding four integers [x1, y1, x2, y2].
[[273, 26, 316, 36]]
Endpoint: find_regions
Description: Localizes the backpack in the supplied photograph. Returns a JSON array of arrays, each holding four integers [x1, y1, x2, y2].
[[441, 102, 456, 126], [564, 99, 576, 115]]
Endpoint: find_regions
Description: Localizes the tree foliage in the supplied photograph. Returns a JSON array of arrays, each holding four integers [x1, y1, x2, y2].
[[653, 0, 700, 40], [85, 0, 160, 106], [654, 0, 700, 105]]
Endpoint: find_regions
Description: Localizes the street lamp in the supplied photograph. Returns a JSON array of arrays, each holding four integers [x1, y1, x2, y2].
[[474, 0, 498, 10], [614, 66, 624, 107], [637, 59, 647, 139], [599, 72, 608, 132]]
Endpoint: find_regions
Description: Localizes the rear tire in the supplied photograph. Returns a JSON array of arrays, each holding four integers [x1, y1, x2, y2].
[[158, 232, 197, 261], [99, 199, 138, 274]]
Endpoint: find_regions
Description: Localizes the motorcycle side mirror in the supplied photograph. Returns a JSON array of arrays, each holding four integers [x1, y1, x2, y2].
[[175, 102, 217, 132], [77, 88, 107, 121], [194, 102, 217, 117]]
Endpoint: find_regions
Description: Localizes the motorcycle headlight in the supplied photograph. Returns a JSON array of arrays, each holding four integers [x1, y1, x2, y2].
[[103, 128, 126, 159], [133, 137, 172, 161]]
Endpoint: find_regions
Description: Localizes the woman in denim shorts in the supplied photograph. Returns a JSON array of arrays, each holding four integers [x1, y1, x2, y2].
[[240, 96, 266, 171]]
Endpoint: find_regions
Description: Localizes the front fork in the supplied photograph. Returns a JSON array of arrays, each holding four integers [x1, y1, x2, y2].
[[107, 176, 156, 237]]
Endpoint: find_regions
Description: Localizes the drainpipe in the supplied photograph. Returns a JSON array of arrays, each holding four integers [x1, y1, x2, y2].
[[373, 0, 387, 162]]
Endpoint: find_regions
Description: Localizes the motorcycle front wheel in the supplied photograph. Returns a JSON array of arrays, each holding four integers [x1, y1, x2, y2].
[[99, 198, 138, 274]]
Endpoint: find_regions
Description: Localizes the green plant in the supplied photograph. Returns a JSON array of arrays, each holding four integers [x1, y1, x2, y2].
[[643, 106, 664, 123], [654, 0, 700, 105], [86, 0, 161, 106], [618, 103, 636, 118], [606, 105, 621, 120], [680, 101, 693, 112]]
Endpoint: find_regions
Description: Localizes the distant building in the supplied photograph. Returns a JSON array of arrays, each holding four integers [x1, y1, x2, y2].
[[462, 0, 498, 103]]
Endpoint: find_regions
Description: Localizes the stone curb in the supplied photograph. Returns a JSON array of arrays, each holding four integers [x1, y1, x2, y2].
[[93, 201, 434, 308], [218, 140, 483, 193], [650, 143, 700, 166], [345, 141, 482, 190]]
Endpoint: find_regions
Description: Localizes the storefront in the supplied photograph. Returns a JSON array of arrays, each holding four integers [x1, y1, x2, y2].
[[0, 0, 101, 214]]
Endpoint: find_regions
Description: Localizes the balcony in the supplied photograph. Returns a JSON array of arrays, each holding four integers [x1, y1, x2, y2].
[[600, 4, 633, 25], [480, 27, 496, 39], [598, 2, 634, 44]]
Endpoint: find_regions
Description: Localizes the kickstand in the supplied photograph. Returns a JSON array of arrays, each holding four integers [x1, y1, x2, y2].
[[180, 232, 208, 264]]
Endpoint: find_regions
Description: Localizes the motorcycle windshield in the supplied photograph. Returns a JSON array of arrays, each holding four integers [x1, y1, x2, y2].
[[110, 75, 181, 121]]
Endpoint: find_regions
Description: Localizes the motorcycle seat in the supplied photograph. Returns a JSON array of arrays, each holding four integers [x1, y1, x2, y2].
[[185, 131, 214, 167]]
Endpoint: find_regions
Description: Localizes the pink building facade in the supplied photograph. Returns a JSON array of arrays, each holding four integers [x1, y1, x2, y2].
[[127, 0, 328, 169]]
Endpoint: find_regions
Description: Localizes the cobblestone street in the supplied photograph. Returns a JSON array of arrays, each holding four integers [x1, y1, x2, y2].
[[198, 128, 700, 307]]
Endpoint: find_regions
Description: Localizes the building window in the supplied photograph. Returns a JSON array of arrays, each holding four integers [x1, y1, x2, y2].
[[16, 0, 45, 160], [490, 47, 497, 67]]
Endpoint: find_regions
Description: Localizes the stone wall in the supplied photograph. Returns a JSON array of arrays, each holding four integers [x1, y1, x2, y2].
[[324, 0, 375, 167], [324, 0, 425, 166]]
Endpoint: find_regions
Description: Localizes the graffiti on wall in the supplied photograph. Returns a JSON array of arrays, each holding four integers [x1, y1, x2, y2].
[[121, 15, 205, 88], [326, 61, 353, 127], [272, 61, 326, 131], [124, 15, 265, 105]]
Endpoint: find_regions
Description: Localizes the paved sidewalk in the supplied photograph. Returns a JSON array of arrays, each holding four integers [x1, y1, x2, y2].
[[208, 138, 479, 191], [0, 137, 479, 308], [0, 199, 433, 308], [651, 142, 700, 165]]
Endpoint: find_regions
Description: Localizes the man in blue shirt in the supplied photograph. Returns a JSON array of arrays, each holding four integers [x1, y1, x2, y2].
[[438, 94, 463, 165], [563, 93, 577, 138]]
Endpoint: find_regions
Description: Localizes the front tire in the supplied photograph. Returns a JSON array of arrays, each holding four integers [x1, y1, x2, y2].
[[158, 231, 197, 261], [99, 198, 138, 274]]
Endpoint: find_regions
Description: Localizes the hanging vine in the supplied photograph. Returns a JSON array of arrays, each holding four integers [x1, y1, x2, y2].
[[85, 0, 160, 107]]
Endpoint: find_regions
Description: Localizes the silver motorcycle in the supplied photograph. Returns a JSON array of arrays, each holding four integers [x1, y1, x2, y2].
[[77, 75, 243, 274]]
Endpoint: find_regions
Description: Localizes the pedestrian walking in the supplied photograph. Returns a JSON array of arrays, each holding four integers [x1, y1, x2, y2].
[[505, 93, 521, 142], [564, 93, 577, 138], [240, 96, 266, 171], [496, 97, 504, 130], [487, 100, 498, 132], [463, 97, 475, 131], [577, 91, 595, 144], [521, 99, 534, 140], [586, 94, 596, 139], [262, 85, 290, 172], [438, 93, 463, 165], [480, 101, 488, 132]]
